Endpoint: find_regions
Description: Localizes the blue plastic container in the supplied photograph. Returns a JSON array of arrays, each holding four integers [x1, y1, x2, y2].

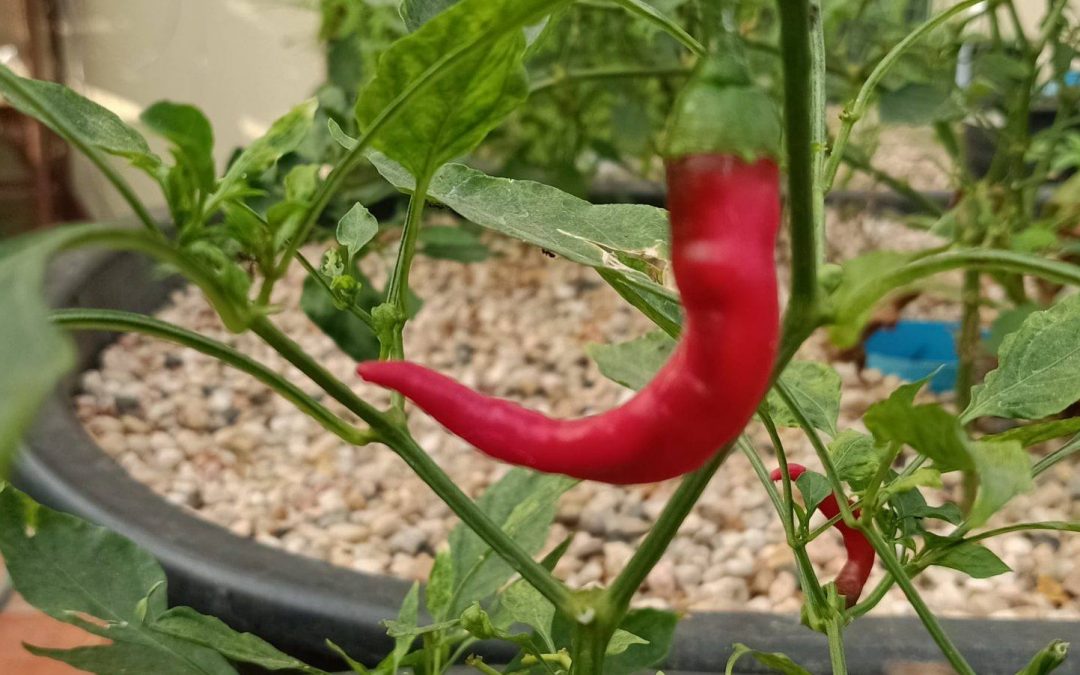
[[864, 320, 964, 393]]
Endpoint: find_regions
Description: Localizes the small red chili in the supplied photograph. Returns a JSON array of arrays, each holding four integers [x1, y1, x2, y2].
[[770, 463, 875, 607], [357, 56, 781, 485]]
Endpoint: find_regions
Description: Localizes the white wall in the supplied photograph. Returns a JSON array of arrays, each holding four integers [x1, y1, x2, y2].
[[60, 0, 324, 220]]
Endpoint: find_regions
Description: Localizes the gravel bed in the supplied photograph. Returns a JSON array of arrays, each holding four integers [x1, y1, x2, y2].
[[75, 209, 1079, 620]]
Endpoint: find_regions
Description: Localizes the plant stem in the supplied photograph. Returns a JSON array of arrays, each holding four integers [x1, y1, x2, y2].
[[825, 613, 848, 675], [840, 151, 946, 216], [610, 0, 705, 56], [58, 227, 248, 332], [49, 309, 373, 446], [530, 66, 690, 95], [808, 0, 828, 267], [607, 444, 734, 610], [834, 248, 1080, 332], [740, 437, 829, 614], [824, 0, 985, 190], [386, 173, 432, 360], [1033, 435, 1080, 477], [954, 270, 982, 411], [862, 526, 976, 675], [776, 0, 821, 343], [248, 316, 575, 617], [295, 251, 375, 329]]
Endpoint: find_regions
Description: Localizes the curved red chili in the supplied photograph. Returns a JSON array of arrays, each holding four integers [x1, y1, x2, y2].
[[358, 155, 780, 484], [770, 463, 875, 607]]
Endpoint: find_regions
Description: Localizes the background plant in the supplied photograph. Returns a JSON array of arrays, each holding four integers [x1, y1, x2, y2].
[[0, 0, 1079, 674]]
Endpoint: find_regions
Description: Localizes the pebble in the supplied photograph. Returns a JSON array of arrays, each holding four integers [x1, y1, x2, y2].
[[74, 231, 1080, 619]]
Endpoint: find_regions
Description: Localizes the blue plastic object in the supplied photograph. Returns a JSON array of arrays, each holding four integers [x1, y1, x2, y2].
[[864, 320, 964, 393]]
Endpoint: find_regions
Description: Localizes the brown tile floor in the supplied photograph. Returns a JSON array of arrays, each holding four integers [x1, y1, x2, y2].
[[0, 592, 105, 675]]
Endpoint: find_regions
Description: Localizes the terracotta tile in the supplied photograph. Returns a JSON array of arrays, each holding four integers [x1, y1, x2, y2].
[[0, 604, 106, 675]]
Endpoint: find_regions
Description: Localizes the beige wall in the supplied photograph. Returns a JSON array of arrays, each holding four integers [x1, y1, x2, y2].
[[60, 0, 324, 220]]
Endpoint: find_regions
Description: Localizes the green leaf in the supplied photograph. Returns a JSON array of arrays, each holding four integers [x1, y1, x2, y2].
[[0, 486, 235, 675], [829, 430, 887, 490], [326, 641, 370, 674], [26, 641, 235, 675], [1016, 639, 1070, 675], [963, 295, 1080, 422], [356, 0, 539, 176], [141, 101, 215, 191], [500, 577, 557, 651], [795, 471, 832, 514], [928, 539, 1011, 579], [384, 583, 419, 674], [0, 485, 164, 623], [586, 331, 675, 391], [967, 440, 1033, 528], [337, 203, 380, 261], [986, 304, 1040, 356], [606, 629, 648, 656], [725, 643, 813, 675], [982, 417, 1080, 448], [604, 609, 677, 675], [400, 0, 461, 31], [214, 99, 318, 205], [0, 228, 85, 472], [284, 165, 320, 202], [151, 607, 325, 673], [425, 550, 454, 621], [447, 469, 575, 618], [765, 361, 842, 436], [881, 468, 943, 498], [419, 225, 490, 263], [369, 152, 674, 303], [0, 63, 158, 168], [879, 82, 961, 125], [865, 380, 973, 472], [827, 250, 919, 348]]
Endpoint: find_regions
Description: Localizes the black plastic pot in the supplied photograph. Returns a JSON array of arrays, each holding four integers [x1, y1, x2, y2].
[[15, 245, 1080, 674]]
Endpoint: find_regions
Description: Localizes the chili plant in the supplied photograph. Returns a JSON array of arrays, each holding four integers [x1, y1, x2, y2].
[[0, 1, 1079, 674]]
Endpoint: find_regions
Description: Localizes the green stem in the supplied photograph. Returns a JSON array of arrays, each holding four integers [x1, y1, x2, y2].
[[740, 437, 829, 614], [247, 316, 575, 616], [777, 0, 821, 341], [57, 227, 248, 331], [954, 270, 982, 411], [824, 0, 985, 190], [833, 248, 1080, 329], [530, 65, 690, 95], [758, 410, 798, 540], [808, 0, 828, 266], [825, 613, 848, 675], [570, 618, 613, 675], [295, 251, 375, 329], [610, 0, 705, 56], [861, 527, 976, 675], [0, 66, 161, 236], [49, 309, 373, 446], [607, 445, 734, 611], [385, 173, 433, 360], [839, 151, 946, 216], [774, 383, 855, 525], [1033, 435, 1080, 478]]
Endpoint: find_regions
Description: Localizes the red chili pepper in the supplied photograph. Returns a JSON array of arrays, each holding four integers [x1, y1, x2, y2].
[[770, 464, 875, 607], [357, 56, 781, 485]]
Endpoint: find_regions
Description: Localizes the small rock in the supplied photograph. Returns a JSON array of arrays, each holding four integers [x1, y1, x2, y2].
[[674, 563, 703, 590], [388, 527, 428, 556]]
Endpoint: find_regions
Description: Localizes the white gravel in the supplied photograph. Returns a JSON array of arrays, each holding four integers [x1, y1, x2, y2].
[[75, 209, 1079, 619]]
